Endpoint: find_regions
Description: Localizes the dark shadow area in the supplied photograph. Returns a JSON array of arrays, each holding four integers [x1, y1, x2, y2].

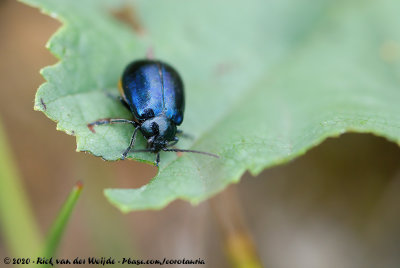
[[239, 134, 400, 268]]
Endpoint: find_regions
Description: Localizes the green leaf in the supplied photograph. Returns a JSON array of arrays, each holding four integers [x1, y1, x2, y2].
[[22, 0, 400, 212]]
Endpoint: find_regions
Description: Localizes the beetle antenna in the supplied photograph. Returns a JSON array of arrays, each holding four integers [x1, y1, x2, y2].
[[162, 148, 219, 158]]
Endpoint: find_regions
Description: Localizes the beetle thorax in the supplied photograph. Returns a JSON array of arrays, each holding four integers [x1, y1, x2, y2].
[[140, 115, 177, 151]]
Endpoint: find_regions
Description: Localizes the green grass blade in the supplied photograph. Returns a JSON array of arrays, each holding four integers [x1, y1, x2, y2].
[[0, 118, 42, 257], [44, 181, 83, 258]]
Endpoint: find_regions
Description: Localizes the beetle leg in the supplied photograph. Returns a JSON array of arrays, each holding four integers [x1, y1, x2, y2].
[[87, 118, 137, 133], [121, 126, 140, 160], [155, 152, 160, 167], [105, 92, 131, 111], [118, 97, 131, 110], [167, 137, 179, 147], [176, 130, 194, 140]]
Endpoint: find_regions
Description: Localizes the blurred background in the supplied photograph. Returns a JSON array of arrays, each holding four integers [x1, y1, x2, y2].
[[1, 1, 400, 267]]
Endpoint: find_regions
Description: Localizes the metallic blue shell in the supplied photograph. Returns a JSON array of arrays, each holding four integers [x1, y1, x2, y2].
[[120, 60, 184, 125]]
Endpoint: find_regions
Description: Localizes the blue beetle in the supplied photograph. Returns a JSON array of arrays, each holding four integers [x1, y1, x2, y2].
[[88, 59, 219, 166]]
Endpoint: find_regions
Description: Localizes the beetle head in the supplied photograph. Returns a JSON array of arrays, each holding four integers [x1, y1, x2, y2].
[[141, 115, 177, 151]]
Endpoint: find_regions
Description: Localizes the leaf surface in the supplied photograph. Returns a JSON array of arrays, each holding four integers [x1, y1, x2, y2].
[[22, 0, 400, 211]]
